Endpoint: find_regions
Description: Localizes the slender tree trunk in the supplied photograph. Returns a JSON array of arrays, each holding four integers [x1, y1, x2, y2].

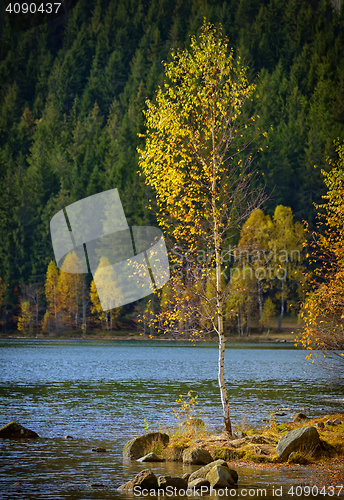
[[54, 284, 58, 333], [212, 140, 232, 439], [257, 279, 263, 331], [74, 276, 78, 330], [36, 292, 39, 338], [238, 305, 242, 336], [82, 277, 87, 336], [246, 289, 250, 336], [278, 278, 285, 331]]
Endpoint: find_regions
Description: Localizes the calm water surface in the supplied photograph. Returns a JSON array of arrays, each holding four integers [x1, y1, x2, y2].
[[0, 339, 343, 499]]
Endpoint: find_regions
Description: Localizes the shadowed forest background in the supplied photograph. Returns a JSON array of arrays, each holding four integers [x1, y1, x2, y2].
[[1, 0, 344, 336]]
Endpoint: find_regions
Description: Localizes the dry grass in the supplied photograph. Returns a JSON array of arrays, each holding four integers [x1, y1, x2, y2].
[[161, 420, 213, 461], [162, 414, 344, 465]]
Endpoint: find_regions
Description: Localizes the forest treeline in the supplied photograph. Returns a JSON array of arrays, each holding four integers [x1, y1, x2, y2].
[[1, 0, 344, 333]]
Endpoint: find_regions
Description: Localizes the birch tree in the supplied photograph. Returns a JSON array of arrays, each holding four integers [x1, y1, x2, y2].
[[138, 21, 265, 439]]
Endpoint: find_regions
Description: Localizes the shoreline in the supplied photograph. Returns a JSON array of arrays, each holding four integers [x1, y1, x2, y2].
[[0, 331, 298, 343]]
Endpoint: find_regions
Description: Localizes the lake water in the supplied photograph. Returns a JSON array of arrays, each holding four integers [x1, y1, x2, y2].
[[0, 339, 343, 499]]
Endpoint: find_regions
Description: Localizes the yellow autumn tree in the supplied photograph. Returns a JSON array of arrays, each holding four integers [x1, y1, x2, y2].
[[237, 209, 273, 330], [271, 206, 305, 330], [90, 256, 123, 331], [138, 21, 265, 438], [237, 206, 305, 331], [297, 141, 344, 365], [90, 279, 106, 329], [17, 301, 34, 334], [58, 252, 85, 331], [44, 260, 60, 333]]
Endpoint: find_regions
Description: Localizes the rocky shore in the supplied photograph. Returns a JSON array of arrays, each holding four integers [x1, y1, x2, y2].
[[120, 413, 344, 493], [1, 413, 343, 494]]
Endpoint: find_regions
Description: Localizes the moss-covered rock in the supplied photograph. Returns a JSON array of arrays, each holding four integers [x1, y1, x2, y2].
[[0, 422, 39, 439]]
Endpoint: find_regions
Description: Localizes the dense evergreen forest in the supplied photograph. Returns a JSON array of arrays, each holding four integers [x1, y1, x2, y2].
[[1, 0, 344, 334]]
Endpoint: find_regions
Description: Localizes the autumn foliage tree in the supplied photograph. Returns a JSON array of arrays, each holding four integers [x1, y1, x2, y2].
[[138, 21, 265, 438], [297, 141, 344, 366], [90, 256, 123, 331], [43, 253, 88, 334], [236, 206, 305, 332], [43, 261, 60, 333]]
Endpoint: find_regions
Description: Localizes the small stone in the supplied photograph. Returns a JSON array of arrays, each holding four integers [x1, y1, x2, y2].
[[325, 419, 334, 426], [291, 412, 308, 423], [315, 422, 325, 429], [232, 430, 245, 439], [137, 452, 164, 462], [12, 482, 22, 490], [333, 419, 342, 425], [274, 412, 286, 416], [92, 447, 106, 452], [65, 435, 74, 439]]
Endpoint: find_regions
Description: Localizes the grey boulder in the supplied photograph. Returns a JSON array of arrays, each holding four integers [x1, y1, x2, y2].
[[118, 470, 158, 491], [276, 426, 321, 460], [206, 465, 236, 488], [188, 459, 238, 484], [157, 476, 188, 490], [123, 432, 169, 460], [182, 447, 213, 465]]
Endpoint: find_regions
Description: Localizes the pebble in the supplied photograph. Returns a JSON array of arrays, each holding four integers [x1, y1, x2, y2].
[[88, 483, 105, 488]]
